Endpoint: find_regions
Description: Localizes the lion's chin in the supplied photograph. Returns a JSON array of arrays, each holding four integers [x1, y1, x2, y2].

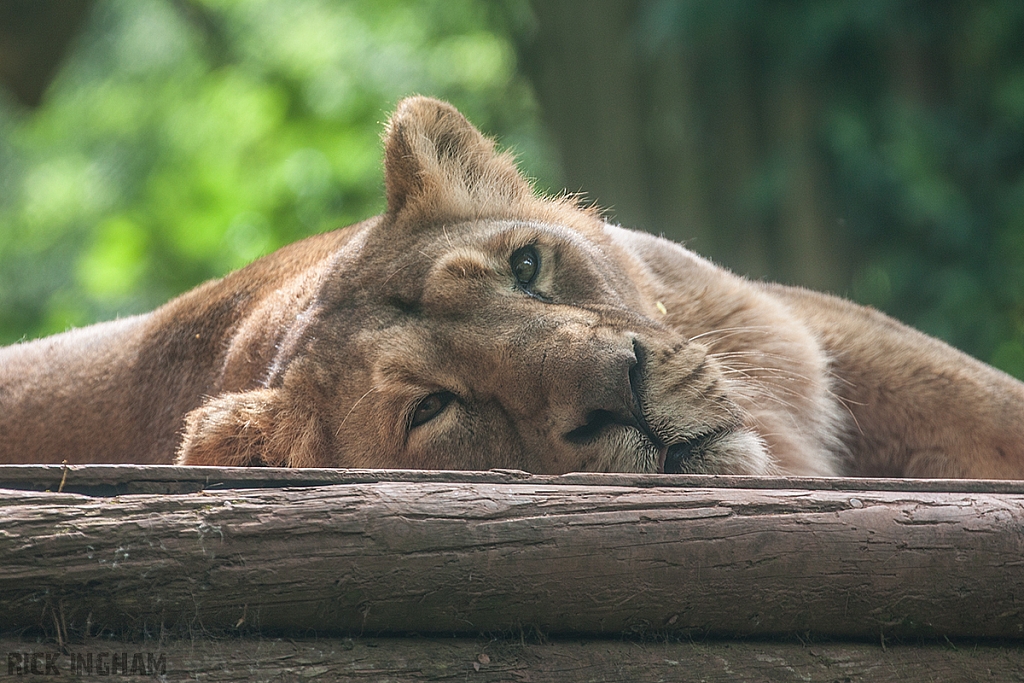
[[681, 429, 773, 475], [590, 427, 771, 475]]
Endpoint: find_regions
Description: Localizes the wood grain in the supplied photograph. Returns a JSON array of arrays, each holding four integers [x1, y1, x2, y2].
[[5, 463, 1024, 495], [2, 635, 1021, 682], [3, 475, 1022, 640]]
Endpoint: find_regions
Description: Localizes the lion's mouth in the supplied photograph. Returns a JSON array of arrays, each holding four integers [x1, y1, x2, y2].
[[626, 339, 732, 473], [564, 339, 739, 474], [657, 428, 730, 474], [563, 409, 734, 474]]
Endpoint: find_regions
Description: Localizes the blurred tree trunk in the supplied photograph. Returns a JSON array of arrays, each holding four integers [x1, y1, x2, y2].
[[518, 1, 846, 291], [0, 0, 93, 107], [520, 0, 652, 232], [770, 78, 839, 291]]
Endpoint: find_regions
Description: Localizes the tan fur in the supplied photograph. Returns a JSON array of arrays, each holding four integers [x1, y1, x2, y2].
[[2, 96, 1023, 478]]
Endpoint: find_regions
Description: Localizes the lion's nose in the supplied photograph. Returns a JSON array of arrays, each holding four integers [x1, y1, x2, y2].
[[561, 340, 642, 445]]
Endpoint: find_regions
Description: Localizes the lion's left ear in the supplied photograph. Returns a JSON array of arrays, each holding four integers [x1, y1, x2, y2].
[[383, 96, 533, 220], [176, 388, 324, 468]]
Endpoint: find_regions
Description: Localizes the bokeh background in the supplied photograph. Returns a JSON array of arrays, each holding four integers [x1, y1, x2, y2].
[[2, 0, 1023, 378]]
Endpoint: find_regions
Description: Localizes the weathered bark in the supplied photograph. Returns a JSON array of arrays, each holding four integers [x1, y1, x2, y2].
[[5, 463, 1024, 495], [1, 635, 1021, 682], [2, 467, 1022, 640]]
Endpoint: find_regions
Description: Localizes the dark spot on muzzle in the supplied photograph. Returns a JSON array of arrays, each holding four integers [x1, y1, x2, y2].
[[564, 409, 640, 445]]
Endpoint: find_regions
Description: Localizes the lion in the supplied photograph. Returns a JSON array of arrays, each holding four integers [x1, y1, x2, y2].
[[2, 96, 1023, 478]]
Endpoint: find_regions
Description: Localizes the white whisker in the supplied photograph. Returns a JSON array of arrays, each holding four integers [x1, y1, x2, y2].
[[337, 386, 377, 436], [687, 325, 775, 345]]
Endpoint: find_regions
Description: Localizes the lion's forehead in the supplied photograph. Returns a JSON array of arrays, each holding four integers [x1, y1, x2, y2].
[[341, 218, 632, 308]]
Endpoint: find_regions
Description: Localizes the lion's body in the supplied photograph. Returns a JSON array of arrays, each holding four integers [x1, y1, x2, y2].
[[0, 225, 370, 464], [2, 97, 1023, 478]]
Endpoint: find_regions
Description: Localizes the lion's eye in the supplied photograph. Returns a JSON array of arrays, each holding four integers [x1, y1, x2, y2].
[[510, 245, 540, 288], [410, 391, 455, 428]]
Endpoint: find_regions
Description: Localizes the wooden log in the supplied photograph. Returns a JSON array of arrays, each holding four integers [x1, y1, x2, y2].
[[2, 468, 1023, 640], [5, 463, 1024, 495], [1, 635, 1022, 682]]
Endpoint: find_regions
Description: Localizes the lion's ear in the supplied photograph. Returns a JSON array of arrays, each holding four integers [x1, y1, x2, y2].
[[383, 96, 533, 219], [176, 389, 324, 468]]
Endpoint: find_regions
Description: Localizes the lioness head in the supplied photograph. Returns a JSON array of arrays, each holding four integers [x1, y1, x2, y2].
[[177, 97, 771, 474]]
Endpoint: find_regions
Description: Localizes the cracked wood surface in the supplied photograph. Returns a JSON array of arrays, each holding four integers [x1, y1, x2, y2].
[[4, 463, 1024, 495], [1, 636, 1022, 682], [2, 473, 1022, 639]]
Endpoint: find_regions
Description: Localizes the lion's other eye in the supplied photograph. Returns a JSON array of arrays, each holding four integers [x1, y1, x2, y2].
[[410, 391, 455, 428], [510, 245, 540, 287]]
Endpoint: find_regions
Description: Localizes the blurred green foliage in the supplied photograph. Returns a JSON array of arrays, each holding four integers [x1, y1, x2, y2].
[[719, 1, 1024, 378], [2, 0, 1024, 384], [0, 0, 555, 344], [805, 1, 1024, 378], [522, 0, 1024, 378], [744, 1, 1024, 377]]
